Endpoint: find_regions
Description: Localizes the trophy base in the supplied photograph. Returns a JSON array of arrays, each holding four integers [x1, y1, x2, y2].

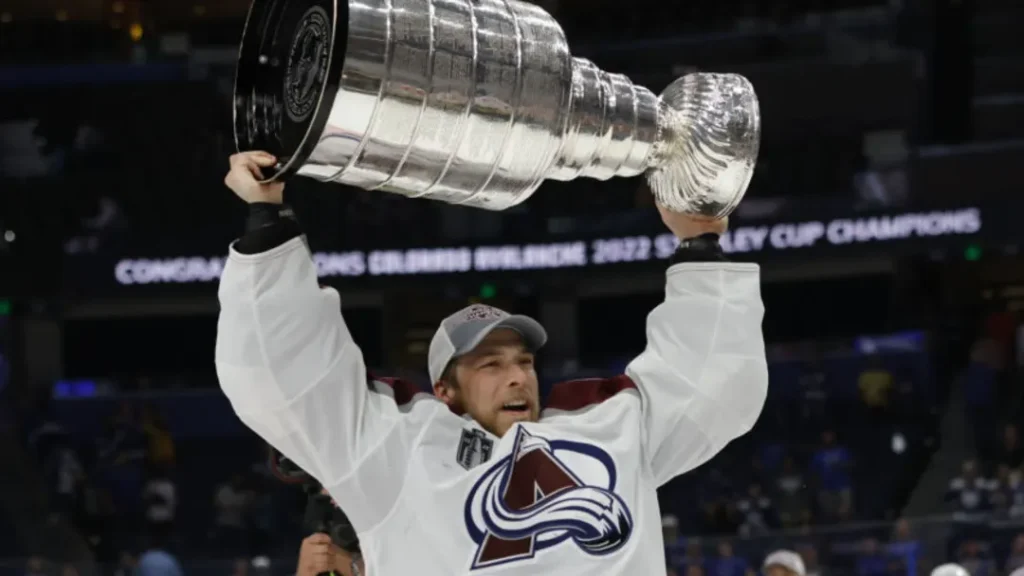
[[234, 0, 347, 182]]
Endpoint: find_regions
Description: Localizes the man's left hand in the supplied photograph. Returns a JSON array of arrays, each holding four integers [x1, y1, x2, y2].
[[657, 204, 728, 240]]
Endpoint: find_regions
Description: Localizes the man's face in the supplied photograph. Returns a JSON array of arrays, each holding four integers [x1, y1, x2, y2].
[[765, 566, 798, 576], [435, 329, 540, 437]]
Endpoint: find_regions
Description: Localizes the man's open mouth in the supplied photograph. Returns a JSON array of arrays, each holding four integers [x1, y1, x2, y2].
[[501, 401, 530, 413]]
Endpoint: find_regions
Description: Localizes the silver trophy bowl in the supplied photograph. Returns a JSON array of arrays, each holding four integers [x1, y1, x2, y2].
[[234, 0, 760, 218]]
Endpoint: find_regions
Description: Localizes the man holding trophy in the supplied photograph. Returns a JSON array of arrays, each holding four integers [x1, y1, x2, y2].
[[218, 0, 767, 573]]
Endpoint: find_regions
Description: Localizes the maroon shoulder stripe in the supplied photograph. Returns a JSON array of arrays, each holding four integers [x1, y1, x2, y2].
[[545, 375, 638, 412], [369, 374, 424, 407]]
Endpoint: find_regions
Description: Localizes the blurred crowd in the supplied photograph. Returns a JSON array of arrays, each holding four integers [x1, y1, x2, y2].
[[5, 322, 1020, 576]]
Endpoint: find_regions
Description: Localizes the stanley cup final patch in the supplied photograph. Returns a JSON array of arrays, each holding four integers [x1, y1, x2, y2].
[[284, 5, 330, 123], [457, 429, 494, 470]]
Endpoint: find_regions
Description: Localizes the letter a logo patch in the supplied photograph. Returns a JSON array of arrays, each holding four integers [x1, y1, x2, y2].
[[462, 428, 633, 570]]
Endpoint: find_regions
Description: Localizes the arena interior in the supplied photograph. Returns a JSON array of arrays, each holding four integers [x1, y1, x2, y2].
[[1, 0, 1024, 574]]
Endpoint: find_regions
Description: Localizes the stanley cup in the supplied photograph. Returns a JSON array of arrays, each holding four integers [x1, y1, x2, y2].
[[234, 0, 761, 217]]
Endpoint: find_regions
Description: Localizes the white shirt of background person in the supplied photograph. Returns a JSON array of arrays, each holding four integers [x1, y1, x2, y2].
[[145, 478, 176, 523]]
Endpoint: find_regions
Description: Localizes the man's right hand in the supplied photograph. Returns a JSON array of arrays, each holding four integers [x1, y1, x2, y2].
[[225, 151, 285, 204], [296, 533, 335, 576]]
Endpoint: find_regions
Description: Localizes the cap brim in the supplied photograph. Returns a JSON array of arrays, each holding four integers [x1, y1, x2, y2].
[[454, 315, 548, 357]]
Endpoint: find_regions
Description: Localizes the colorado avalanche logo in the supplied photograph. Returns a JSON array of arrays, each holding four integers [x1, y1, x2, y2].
[[463, 428, 633, 570]]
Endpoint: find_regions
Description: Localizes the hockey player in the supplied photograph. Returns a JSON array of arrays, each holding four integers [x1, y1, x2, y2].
[[216, 151, 769, 575]]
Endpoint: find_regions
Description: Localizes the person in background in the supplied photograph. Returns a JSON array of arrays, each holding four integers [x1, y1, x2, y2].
[[736, 484, 778, 536], [858, 354, 894, 417], [947, 460, 993, 522], [855, 538, 896, 576], [795, 545, 821, 576], [811, 430, 854, 521], [709, 541, 750, 576], [141, 405, 175, 472], [1004, 533, 1024, 574], [662, 514, 687, 573], [142, 465, 176, 544], [212, 473, 251, 557], [774, 456, 810, 528], [930, 564, 969, 576], [997, 424, 1023, 470], [963, 340, 1000, 461], [887, 518, 922, 576], [296, 533, 364, 576], [956, 540, 994, 576], [135, 535, 183, 576], [681, 540, 708, 575], [762, 550, 805, 576]]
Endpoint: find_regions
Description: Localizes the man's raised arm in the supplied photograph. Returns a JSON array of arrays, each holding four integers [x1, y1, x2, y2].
[[629, 215, 769, 487], [214, 152, 430, 530]]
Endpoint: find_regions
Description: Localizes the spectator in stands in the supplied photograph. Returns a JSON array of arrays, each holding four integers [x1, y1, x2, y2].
[[681, 540, 708, 575], [856, 538, 898, 576], [96, 402, 146, 533], [997, 424, 1023, 470], [709, 541, 751, 576], [213, 473, 252, 557], [858, 354, 894, 417], [142, 405, 175, 472], [762, 550, 805, 576], [1005, 534, 1024, 574], [47, 436, 84, 521], [663, 515, 687, 571], [246, 474, 275, 557], [811, 430, 854, 522], [956, 540, 995, 576], [136, 535, 184, 576], [1008, 468, 1024, 519], [799, 358, 829, 427], [775, 456, 810, 528], [947, 460, 993, 521], [796, 545, 821, 576], [888, 518, 921, 576], [964, 340, 1000, 461], [735, 483, 778, 536], [142, 465, 176, 544], [990, 465, 1015, 518]]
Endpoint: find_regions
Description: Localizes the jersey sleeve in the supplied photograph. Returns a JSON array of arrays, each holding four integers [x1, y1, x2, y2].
[[214, 236, 432, 530], [626, 261, 768, 486]]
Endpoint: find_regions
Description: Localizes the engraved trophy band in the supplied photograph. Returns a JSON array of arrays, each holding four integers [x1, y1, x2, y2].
[[234, 0, 761, 217]]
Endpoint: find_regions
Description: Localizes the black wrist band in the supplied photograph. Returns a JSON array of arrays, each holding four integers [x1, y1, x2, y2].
[[670, 233, 728, 264], [235, 203, 303, 255], [246, 202, 296, 233]]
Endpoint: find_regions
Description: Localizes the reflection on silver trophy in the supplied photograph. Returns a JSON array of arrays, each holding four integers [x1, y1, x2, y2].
[[234, 0, 761, 218]]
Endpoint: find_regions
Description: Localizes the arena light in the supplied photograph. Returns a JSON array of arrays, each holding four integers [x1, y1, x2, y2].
[[110, 207, 983, 285]]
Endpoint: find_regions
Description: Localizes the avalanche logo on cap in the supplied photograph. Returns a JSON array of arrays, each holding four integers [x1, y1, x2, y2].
[[457, 305, 507, 323]]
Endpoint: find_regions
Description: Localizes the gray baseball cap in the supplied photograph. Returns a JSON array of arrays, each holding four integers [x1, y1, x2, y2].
[[763, 551, 805, 576], [428, 304, 548, 384]]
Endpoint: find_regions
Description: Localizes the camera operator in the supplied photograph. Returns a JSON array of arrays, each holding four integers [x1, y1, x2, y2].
[[270, 449, 365, 576]]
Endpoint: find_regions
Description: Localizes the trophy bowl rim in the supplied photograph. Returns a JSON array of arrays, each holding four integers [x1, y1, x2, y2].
[[233, 0, 348, 183]]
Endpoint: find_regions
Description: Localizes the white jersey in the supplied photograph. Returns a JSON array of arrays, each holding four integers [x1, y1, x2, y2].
[[215, 237, 768, 576]]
